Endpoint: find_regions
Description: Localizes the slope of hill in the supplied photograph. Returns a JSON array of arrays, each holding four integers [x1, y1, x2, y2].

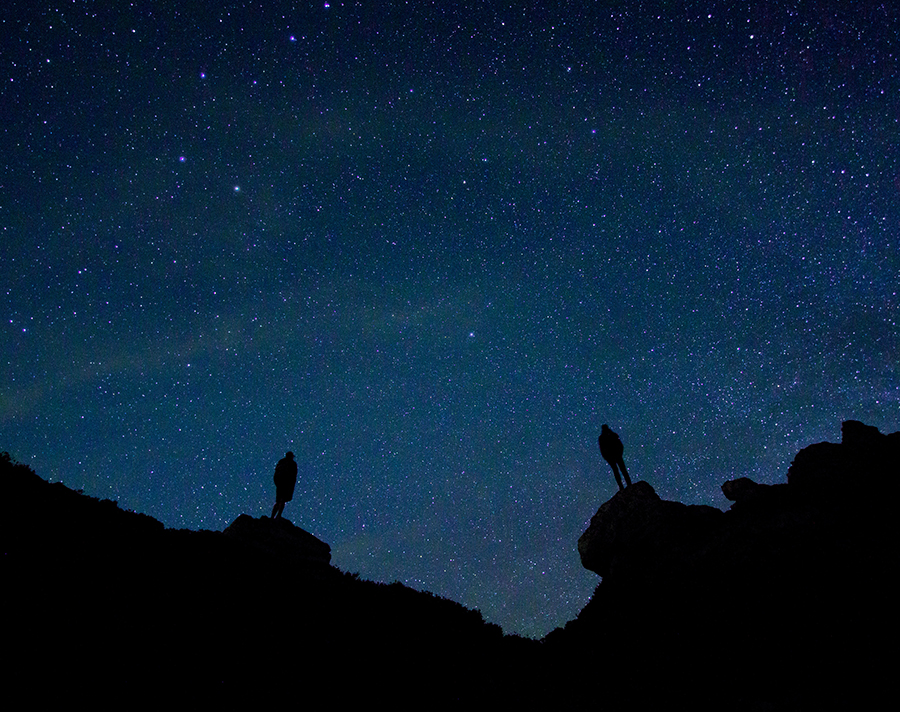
[[0, 452, 539, 705]]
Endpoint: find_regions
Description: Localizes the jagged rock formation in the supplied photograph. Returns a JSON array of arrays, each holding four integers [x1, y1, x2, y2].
[[558, 420, 898, 709], [578, 420, 898, 589]]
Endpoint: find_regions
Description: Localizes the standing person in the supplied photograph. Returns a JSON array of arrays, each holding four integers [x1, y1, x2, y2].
[[599, 424, 631, 491], [271, 451, 298, 520]]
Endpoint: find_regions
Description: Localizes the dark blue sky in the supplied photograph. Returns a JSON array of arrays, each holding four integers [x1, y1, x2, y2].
[[3, 1, 898, 637]]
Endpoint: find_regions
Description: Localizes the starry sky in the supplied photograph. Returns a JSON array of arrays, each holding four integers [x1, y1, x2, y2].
[[2, 1, 898, 638]]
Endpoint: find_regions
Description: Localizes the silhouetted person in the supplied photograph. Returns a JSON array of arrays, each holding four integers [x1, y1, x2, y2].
[[599, 424, 631, 491], [271, 451, 298, 520]]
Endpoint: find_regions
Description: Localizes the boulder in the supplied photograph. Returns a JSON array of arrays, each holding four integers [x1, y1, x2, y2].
[[721, 477, 766, 502], [223, 514, 331, 565], [577, 481, 723, 579]]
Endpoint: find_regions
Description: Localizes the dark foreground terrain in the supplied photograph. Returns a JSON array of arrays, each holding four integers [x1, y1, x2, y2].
[[2, 420, 896, 708]]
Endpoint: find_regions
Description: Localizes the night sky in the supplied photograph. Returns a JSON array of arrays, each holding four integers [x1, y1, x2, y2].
[[2, 2, 898, 638]]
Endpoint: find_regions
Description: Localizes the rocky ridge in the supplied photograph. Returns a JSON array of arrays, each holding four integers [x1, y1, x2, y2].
[[558, 420, 898, 709]]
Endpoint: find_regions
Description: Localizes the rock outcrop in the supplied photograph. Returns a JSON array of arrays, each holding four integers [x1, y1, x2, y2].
[[578, 420, 898, 587], [577, 480, 723, 580], [563, 420, 899, 709], [223, 513, 332, 565], [787, 418, 899, 490]]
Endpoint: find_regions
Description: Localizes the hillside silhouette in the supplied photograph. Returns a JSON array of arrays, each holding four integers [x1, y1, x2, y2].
[[2, 420, 896, 708], [0, 452, 540, 706]]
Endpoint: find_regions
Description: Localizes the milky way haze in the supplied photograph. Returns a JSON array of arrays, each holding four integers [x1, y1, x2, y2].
[[2, 2, 898, 637]]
